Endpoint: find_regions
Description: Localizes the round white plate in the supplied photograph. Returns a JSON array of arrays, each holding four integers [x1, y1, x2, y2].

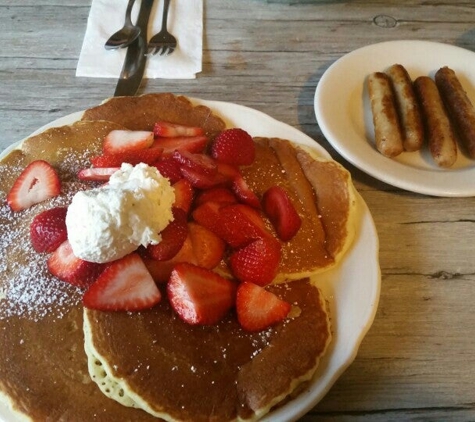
[[0, 100, 380, 422], [315, 40, 475, 197]]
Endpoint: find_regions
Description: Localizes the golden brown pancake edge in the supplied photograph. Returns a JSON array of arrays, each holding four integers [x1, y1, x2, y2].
[[81, 92, 226, 139], [241, 137, 358, 282]]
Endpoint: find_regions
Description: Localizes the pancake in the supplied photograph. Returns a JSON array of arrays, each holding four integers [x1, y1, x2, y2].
[[0, 121, 159, 421], [84, 279, 331, 422], [0, 93, 356, 421], [81, 92, 226, 138], [240, 137, 357, 281]]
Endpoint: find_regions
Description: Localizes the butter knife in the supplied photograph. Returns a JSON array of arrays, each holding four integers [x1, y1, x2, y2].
[[114, 0, 155, 97]]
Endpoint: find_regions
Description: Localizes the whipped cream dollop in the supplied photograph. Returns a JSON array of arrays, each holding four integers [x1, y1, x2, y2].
[[66, 163, 175, 263]]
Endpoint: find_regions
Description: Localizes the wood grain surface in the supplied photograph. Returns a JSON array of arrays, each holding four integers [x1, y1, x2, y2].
[[1, 0, 475, 420]]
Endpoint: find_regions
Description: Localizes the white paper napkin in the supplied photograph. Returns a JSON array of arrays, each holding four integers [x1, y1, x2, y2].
[[76, 0, 202, 79]]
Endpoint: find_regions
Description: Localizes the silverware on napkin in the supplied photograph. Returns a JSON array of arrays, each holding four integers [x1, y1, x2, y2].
[[147, 0, 177, 56], [114, 0, 155, 97], [104, 0, 140, 50]]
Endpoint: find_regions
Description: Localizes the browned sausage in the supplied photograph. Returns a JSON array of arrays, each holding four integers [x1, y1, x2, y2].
[[435, 66, 475, 159], [367, 72, 404, 157], [414, 76, 457, 168], [386, 64, 424, 152]]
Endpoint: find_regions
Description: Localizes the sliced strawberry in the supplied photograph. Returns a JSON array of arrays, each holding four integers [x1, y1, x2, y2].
[[232, 174, 260, 209], [219, 204, 273, 248], [172, 150, 217, 176], [188, 222, 225, 269], [77, 167, 119, 181], [211, 128, 255, 166], [141, 235, 195, 283], [180, 165, 229, 189], [7, 160, 61, 212], [263, 186, 302, 241], [229, 238, 281, 286], [216, 162, 241, 180], [30, 207, 68, 253], [90, 148, 163, 168], [47, 240, 105, 288], [192, 201, 227, 240], [103, 130, 154, 154], [194, 187, 237, 207], [152, 136, 207, 157], [236, 282, 291, 332], [172, 178, 194, 213], [167, 263, 236, 325], [83, 253, 161, 311], [146, 208, 188, 261], [90, 155, 126, 168], [153, 121, 204, 138], [154, 157, 183, 183]]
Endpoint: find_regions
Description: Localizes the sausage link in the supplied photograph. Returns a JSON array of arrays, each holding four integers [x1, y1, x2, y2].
[[414, 76, 457, 168], [367, 72, 404, 157], [386, 64, 424, 152], [435, 66, 475, 158]]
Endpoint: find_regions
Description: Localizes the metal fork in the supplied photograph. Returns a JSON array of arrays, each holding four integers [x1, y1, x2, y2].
[[147, 0, 177, 56]]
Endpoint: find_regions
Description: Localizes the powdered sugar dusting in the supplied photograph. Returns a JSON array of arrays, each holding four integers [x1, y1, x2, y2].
[[0, 191, 82, 321], [0, 146, 101, 322]]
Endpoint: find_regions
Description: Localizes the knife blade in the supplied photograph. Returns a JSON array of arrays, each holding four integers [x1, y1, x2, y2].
[[114, 0, 155, 97]]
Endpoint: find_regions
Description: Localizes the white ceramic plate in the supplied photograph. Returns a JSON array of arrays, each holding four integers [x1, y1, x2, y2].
[[0, 100, 380, 422], [315, 40, 475, 197]]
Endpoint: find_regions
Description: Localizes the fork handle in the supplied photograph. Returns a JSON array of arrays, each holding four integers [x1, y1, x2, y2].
[[161, 0, 171, 29]]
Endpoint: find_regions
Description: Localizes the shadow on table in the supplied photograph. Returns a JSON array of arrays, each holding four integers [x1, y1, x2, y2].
[[456, 29, 475, 52]]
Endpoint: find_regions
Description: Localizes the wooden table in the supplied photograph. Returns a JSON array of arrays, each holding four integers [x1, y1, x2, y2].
[[1, 0, 475, 420]]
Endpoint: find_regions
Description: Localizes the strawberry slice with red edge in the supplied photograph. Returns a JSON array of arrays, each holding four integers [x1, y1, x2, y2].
[[219, 203, 273, 248], [30, 206, 68, 253], [141, 235, 195, 283], [78, 167, 120, 181], [229, 237, 281, 286], [177, 159, 239, 190], [194, 187, 237, 207], [103, 130, 154, 154], [167, 263, 236, 325], [153, 121, 204, 138], [90, 148, 163, 168], [232, 174, 260, 209], [7, 160, 61, 212], [262, 185, 302, 241], [83, 253, 161, 311], [47, 240, 105, 288], [188, 222, 225, 269], [180, 165, 229, 189], [152, 136, 207, 157], [236, 282, 291, 332], [192, 201, 228, 240], [216, 162, 241, 180], [154, 157, 183, 183], [211, 128, 255, 166], [172, 178, 194, 213], [146, 208, 188, 261], [172, 150, 217, 176]]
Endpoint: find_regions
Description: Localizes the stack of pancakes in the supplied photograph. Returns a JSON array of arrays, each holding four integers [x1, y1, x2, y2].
[[0, 93, 357, 421]]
